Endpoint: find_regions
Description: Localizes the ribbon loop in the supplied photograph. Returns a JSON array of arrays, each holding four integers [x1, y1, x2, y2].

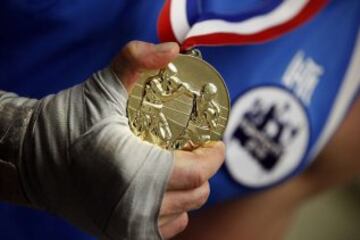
[[158, 0, 328, 50]]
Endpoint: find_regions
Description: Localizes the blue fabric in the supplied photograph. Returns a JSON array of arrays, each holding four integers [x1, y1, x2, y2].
[[0, 0, 359, 239], [205, 0, 360, 203], [188, 0, 282, 22], [0, 204, 92, 240], [0, 0, 163, 98]]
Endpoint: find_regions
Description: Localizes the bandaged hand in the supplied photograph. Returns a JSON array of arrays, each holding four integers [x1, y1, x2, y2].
[[0, 41, 225, 240]]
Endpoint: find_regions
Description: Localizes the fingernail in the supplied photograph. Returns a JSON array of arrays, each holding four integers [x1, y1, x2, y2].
[[155, 42, 178, 53]]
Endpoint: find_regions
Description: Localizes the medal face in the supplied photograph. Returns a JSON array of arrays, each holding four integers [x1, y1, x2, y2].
[[127, 53, 230, 150]]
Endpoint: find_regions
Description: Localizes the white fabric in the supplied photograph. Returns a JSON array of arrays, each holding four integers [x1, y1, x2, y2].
[[171, 0, 190, 42], [0, 68, 174, 240], [171, 0, 309, 42]]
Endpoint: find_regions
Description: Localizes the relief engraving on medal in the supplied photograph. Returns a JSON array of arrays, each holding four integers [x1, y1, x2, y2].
[[127, 54, 230, 150]]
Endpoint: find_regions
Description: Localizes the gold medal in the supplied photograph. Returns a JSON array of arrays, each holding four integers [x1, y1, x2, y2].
[[127, 50, 230, 150]]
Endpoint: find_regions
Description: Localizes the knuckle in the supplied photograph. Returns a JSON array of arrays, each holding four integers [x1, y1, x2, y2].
[[177, 213, 189, 233], [189, 166, 206, 188], [159, 197, 171, 216], [194, 183, 210, 209], [126, 40, 141, 52], [123, 41, 140, 61], [202, 182, 211, 200], [193, 198, 203, 210], [211, 141, 225, 162], [194, 147, 207, 159]]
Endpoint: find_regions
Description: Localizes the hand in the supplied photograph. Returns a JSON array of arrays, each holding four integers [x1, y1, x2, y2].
[[159, 142, 225, 239], [1, 40, 225, 240], [113, 41, 225, 239]]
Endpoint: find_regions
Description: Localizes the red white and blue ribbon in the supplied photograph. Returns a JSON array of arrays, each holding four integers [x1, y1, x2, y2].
[[158, 0, 329, 50]]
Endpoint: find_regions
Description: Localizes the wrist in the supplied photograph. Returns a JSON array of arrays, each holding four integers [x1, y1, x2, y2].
[[0, 91, 37, 165]]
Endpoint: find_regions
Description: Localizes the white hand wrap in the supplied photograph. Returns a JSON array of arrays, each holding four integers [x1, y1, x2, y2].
[[0, 68, 174, 240]]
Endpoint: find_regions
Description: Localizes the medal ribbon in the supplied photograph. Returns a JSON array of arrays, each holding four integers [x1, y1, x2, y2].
[[158, 0, 329, 51]]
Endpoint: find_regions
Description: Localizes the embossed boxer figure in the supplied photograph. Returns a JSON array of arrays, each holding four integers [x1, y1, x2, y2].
[[134, 63, 194, 147]]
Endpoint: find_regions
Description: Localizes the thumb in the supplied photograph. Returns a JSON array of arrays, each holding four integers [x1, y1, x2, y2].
[[111, 41, 180, 92]]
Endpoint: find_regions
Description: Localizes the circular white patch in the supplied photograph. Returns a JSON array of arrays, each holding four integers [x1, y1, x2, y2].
[[225, 86, 309, 188]]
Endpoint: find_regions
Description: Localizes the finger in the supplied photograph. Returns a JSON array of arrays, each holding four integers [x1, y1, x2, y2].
[[160, 182, 210, 216], [112, 41, 180, 92], [168, 141, 225, 190], [158, 213, 183, 227], [159, 212, 189, 240]]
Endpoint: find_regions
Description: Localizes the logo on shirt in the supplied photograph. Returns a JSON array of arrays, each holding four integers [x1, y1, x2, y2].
[[225, 86, 310, 188], [282, 51, 324, 105]]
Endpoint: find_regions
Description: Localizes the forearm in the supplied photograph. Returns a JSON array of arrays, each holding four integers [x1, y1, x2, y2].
[[0, 91, 37, 164], [0, 41, 220, 240], [176, 175, 308, 240], [301, 97, 360, 195], [0, 68, 174, 239], [0, 91, 38, 204]]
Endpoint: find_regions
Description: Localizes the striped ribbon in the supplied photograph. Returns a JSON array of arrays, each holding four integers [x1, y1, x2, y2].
[[158, 0, 328, 50]]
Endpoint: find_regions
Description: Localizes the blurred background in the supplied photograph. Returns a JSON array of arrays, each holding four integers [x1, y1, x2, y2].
[[286, 181, 360, 240], [1, 181, 359, 240]]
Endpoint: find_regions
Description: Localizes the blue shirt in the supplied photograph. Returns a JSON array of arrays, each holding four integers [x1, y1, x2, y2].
[[1, 0, 359, 239]]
